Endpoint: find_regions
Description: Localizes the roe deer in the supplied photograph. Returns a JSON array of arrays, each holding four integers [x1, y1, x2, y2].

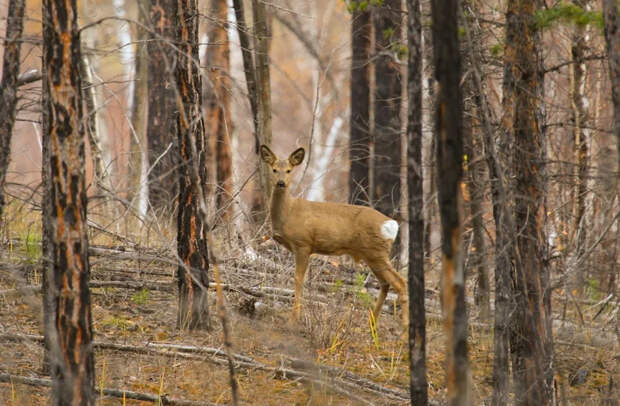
[[260, 145, 408, 328]]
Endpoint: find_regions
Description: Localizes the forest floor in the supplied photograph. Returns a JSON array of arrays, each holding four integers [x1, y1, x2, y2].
[[0, 205, 617, 405]]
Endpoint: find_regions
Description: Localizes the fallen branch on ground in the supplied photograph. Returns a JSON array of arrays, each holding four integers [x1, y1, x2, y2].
[[0, 372, 219, 406]]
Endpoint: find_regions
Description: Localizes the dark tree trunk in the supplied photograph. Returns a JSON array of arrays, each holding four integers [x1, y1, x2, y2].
[[431, 0, 470, 404], [41, 0, 95, 404], [504, 1, 555, 404], [349, 5, 371, 206], [373, 0, 402, 218], [0, 0, 25, 218], [204, 0, 233, 222], [406, 0, 427, 404], [147, 0, 178, 213], [602, 0, 620, 167], [175, 0, 210, 330]]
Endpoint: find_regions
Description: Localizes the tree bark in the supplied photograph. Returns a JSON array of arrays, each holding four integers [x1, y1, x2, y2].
[[252, 0, 273, 220], [0, 0, 25, 219], [570, 0, 590, 276], [349, 4, 371, 205], [147, 0, 178, 213], [41, 0, 95, 403], [406, 0, 427, 404], [460, 4, 513, 403], [175, 0, 210, 330], [130, 0, 150, 219], [373, 0, 402, 218], [602, 0, 620, 167], [504, 1, 555, 404], [204, 0, 233, 222], [430, 0, 470, 404]]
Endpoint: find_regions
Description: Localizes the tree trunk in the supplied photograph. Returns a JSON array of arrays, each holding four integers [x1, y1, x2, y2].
[[349, 4, 371, 206], [41, 0, 95, 403], [0, 0, 25, 219], [602, 0, 620, 167], [460, 4, 513, 403], [130, 0, 150, 219], [570, 0, 590, 280], [252, 0, 273, 221], [175, 0, 210, 330], [147, 0, 178, 214], [463, 102, 490, 321], [406, 0, 427, 404], [504, 1, 555, 404], [373, 0, 402, 219], [204, 0, 233, 223], [430, 0, 470, 404]]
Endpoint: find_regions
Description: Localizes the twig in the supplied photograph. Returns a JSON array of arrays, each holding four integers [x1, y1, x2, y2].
[[0, 373, 220, 406]]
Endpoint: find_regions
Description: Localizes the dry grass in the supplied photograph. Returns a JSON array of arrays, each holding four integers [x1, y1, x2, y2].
[[0, 200, 617, 405]]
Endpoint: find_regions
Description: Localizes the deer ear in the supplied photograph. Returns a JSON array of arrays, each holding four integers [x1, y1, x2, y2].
[[260, 145, 276, 165], [289, 148, 305, 166]]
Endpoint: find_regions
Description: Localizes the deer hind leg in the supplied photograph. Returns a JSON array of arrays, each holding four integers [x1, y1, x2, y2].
[[369, 257, 409, 327], [292, 248, 310, 321]]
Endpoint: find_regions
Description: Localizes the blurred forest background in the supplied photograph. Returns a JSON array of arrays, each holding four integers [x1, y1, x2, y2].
[[0, 0, 618, 405]]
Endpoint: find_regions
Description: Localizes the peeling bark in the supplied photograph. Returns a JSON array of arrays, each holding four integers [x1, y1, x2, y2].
[[175, 0, 210, 330], [41, 0, 95, 404]]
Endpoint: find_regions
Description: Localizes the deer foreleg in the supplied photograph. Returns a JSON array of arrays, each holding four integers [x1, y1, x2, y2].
[[292, 248, 310, 321]]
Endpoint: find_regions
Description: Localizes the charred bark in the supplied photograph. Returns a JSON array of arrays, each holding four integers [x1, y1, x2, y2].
[[504, 1, 554, 404], [406, 0, 427, 404], [0, 0, 25, 218], [41, 0, 95, 403], [431, 0, 470, 404], [205, 0, 233, 222], [147, 0, 178, 213], [349, 5, 372, 206], [602, 0, 620, 167], [175, 0, 210, 330], [373, 0, 402, 218]]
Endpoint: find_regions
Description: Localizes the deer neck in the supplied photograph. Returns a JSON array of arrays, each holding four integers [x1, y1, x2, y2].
[[269, 186, 293, 233]]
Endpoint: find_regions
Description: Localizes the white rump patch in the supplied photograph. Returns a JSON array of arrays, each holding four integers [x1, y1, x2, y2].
[[380, 220, 399, 241]]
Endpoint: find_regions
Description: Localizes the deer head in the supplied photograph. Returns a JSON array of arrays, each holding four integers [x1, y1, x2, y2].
[[260, 145, 305, 190]]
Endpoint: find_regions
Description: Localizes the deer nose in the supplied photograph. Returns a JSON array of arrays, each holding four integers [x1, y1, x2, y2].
[[276, 180, 285, 187]]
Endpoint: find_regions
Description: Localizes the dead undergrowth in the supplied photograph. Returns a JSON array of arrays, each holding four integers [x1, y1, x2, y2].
[[0, 201, 617, 405]]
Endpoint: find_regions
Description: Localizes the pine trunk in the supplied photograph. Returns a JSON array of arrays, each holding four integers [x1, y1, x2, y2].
[[349, 5, 371, 206], [0, 0, 25, 218], [602, 0, 620, 167], [504, 1, 555, 404], [373, 0, 402, 218], [205, 0, 233, 222], [430, 0, 470, 404], [147, 0, 178, 213], [41, 0, 95, 403], [406, 0, 427, 404], [175, 0, 210, 330]]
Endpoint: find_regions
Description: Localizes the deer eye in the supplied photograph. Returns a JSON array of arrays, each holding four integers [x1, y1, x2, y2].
[[286, 169, 291, 173], [272, 169, 277, 173]]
